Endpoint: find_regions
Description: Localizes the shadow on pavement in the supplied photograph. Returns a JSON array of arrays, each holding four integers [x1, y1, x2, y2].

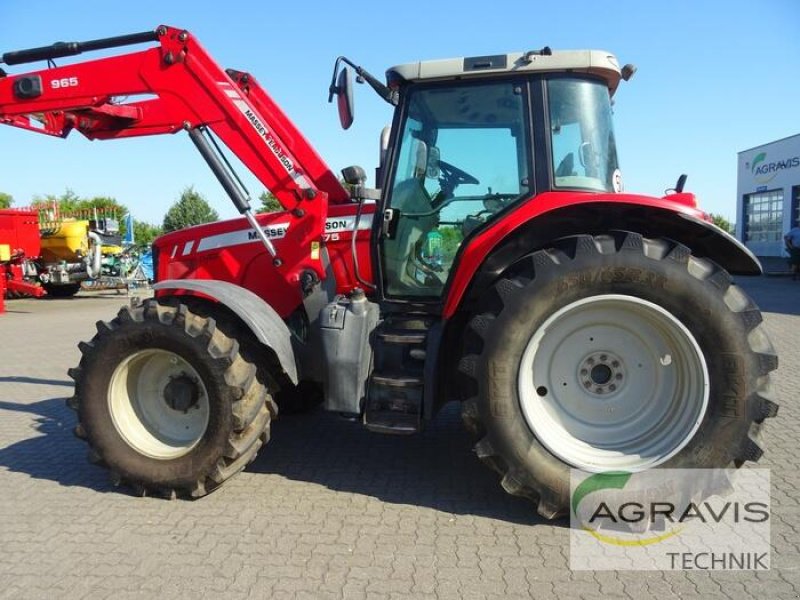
[[0, 398, 113, 494], [250, 402, 550, 526], [737, 275, 800, 316], [0, 395, 549, 525], [0, 376, 73, 387], [43, 295, 129, 302]]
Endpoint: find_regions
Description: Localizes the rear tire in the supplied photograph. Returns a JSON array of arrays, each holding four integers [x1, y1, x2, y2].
[[68, 298, 277, 498], [459, 233, 779, 518]]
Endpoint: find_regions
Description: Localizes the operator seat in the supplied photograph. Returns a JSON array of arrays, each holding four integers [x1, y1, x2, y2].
[[383, 177, 442, 294], [555, 152, 575, 177]]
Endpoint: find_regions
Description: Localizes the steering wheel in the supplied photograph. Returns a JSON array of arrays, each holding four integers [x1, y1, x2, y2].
[[438, 159, 479, 193]]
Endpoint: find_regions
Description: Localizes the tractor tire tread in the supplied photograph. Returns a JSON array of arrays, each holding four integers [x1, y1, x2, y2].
[[459, 232, 778, 519], [71, 297, 273, 500]]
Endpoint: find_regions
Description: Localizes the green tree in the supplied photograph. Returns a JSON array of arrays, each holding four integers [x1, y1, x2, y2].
[[162, 186, 219, 233], [254, 178, 354, 214], [31, 189, 130, 235], [31, 189, 82, 212], [256, 190, 282, 214], [438, 225, 463, 261], [132, 220, 164, 246], [30, 190, 127, 216], [709, 213, 734, 235], [0, 192, 13, 209]]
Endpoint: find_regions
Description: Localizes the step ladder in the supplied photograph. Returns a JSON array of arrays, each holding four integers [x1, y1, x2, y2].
[[364, 315, 433, 434]]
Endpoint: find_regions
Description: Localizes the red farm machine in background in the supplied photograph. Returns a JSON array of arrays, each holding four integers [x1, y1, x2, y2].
[[0, 202, 127, 308], [0, 26, 779, 517]]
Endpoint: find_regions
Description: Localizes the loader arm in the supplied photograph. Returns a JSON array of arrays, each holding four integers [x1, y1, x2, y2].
[[0, 25, 349, 278]]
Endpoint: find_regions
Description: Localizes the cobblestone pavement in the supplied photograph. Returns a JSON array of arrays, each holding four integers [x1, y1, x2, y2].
[[0, 279, 798, 600]]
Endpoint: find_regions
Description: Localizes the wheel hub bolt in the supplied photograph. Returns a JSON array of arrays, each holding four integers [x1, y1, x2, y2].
[[163, 374, 200, 413], [578, 351, 626, 396]]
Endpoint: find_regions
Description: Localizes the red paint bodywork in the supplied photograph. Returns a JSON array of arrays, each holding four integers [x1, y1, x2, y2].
[[155, 202, 375, 317], [0, 209, 41, 259], [0, 208, 46, 300], [154, 187, 707, 321], [441, 190, 707, 318]]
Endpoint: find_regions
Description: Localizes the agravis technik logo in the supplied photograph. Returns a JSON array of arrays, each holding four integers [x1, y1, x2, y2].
[[571, 471, 683, 546], [569, 469, 771, 570]]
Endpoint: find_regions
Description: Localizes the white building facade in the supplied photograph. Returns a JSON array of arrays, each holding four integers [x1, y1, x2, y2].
[[736, 133, 800, 257]]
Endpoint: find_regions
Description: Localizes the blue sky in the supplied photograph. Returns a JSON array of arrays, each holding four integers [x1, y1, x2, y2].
[[1, 0, 798, 225]]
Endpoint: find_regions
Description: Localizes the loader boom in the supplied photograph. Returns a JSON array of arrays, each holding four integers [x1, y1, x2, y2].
[[0, 25, 349, 274]]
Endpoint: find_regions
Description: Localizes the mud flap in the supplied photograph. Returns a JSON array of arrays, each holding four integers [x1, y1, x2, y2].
[[153, 279, 297, 384]]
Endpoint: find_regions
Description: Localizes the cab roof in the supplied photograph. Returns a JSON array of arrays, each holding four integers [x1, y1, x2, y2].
[[387, 49, 623, 96]]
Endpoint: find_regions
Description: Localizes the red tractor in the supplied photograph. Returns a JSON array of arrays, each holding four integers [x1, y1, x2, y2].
[[0, 27, 778, 516]]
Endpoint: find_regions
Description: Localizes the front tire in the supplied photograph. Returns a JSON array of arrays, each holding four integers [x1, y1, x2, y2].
[[68, 298, 276, 498], [459, 233, 779, 518]]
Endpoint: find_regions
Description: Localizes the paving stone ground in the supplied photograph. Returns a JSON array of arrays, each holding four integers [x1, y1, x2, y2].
[[0, 278, 798, 600]]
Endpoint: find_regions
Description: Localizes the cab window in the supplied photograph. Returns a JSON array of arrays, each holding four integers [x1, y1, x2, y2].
[[548, 78, 619, 192], [382, 81, 531, 297]]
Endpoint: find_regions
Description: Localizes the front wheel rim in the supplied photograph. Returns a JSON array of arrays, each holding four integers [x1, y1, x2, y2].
[[518, 294, 709, 472], [108, 349, 210, 460]]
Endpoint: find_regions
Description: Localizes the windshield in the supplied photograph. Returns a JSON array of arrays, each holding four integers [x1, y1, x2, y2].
[[548, 78, 619, 192], [382, 80, 531, 297]]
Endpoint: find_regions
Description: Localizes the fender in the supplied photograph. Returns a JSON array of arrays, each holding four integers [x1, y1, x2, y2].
[[444, 195, 762, 318], [153, 279, 298, 384]]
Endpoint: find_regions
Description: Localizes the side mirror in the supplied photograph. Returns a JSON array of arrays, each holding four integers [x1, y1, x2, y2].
[[335, 67, 354, 130]]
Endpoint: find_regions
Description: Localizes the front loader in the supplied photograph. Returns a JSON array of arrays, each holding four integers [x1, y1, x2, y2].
[[0, 27, 778, 517]]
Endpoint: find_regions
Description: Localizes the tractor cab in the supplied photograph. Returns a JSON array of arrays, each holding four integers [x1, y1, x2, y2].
[[336, 49, 630, 299], [324, 49, 636, 434]]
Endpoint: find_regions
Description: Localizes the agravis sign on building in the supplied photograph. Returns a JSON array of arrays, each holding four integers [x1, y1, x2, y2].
[[736, 134, 800, 257]]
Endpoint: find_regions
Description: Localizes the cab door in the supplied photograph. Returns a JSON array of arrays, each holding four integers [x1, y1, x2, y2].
[[379, 78, 533, 301]]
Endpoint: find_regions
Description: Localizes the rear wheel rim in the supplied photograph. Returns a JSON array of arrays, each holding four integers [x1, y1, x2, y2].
[[108, 349, 210, 460], [518, 294, 709, 471]]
